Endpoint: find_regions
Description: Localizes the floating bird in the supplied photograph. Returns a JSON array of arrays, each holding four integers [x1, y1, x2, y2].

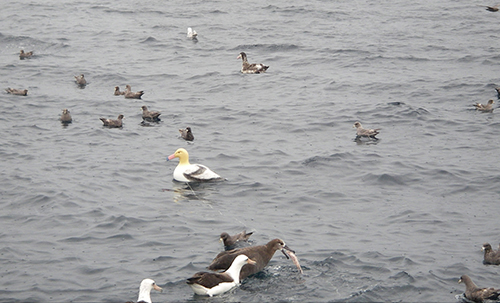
[[237, 52, 269, 74], [187, 27, 198, 39], [141, 106, 161, 122], [495, 87, 500, 99], [19, 50, 33, 59], [60, 109, 72, 124], [458, 274, 500, 303], [5, 88, 28, 96], [220, 230, 253, 250], [114, 86, 125, 95], [126, 278, 162, 303], [166, 148, 223, 182], [100, 114, 124, 128], [482, 243, 500, 265], [74, 74, 87, 87], [473, 99, 494, 112], [124, 84, 144, 99], [353, 122, 380, 139], [178, 127, 194, 141], [187, 254, 256, 297], [477, 4, 500, 11], [208, 238, 295, 280]]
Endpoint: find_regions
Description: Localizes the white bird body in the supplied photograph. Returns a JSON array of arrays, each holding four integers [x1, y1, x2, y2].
[[136, 278, 162, 303], [187, 27, 198, 39], [167, 148, 223, 182], [187, 255, 255, 297]]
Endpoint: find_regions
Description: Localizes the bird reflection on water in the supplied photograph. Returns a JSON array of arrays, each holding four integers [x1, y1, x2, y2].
[[163, 181, 219, 204]]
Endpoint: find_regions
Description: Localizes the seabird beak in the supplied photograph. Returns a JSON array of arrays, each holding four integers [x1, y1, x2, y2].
[[153, 283, 163, 292], [237, 54, 241, 59], [281, 245, 295, 259], [283, 244, 295, 254], [247, 258, 257, 265], [458, 278, 462, 284], [167, 153, 176, 161]]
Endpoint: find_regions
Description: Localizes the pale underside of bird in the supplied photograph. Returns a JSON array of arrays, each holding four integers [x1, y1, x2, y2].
[[353, 121, 380, 139], [60, 109, 72, 123], [187, 254, 255, 297], [187, 27, 198, 39], [473, 99, 494, 112], [237, 52, 269, 74]]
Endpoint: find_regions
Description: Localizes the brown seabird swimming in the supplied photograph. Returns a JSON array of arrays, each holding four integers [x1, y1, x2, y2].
[[458, 274, 500, 303], [220, 230, 253, 250], [100, 114, 124, 128], [353, 122, 380, 139], [5, 88, 28, 96], [114, 86, 125, 95], [124, 84, 144, 99], [478, 4, 500, 11], [482, 243, 500, 265], [74, 74, 86, 87], [473, 99, 494, 112], [207, 238, 294, 280], [237, 52, 269, 74], [141, 106, 161, 122], [60, 109, 72, 124], [187, 254, 255, 297], [19, 50, 33, 59], [178, 127, 194, 141]]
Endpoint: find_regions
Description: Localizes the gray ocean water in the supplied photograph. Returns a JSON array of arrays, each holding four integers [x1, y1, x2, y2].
[[1, 0, 500, 302]]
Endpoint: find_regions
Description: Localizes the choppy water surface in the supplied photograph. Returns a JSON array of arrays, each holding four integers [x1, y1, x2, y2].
[[1, 0, 500, 302]]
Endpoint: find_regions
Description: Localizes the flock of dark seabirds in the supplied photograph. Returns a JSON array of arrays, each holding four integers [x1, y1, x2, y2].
[[5, 19, 500, 302]]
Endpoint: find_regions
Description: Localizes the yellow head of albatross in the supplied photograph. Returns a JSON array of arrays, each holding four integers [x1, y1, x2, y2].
[[167, 148, 190, 166]]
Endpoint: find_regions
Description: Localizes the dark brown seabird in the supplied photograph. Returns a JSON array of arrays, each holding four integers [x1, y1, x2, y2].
[[100, 114, 124, 128], [19, 50, 33, 59], [482, 243, 500, 265], [141, 106, 161, 121], [74, 74, 86, 86], [478, 4, 500, 11], [220, 230, 253, 249], [5, 88, 28, 96], [124, 84, 144, 99], [114, 86, 125, 95], [458, 274, 500, 303], [179, 127, 194, 141], [208, 238, 293, 280]]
